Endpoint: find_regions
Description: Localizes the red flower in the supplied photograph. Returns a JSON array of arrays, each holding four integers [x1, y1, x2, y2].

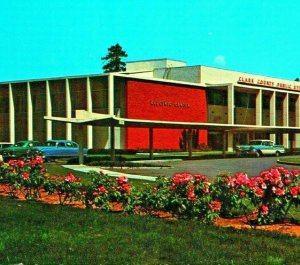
[[187, 189, 197, 202], [290, 186, 300, 198], [21, 172, 30, 180], [194, 174, 208, 182], [120, 183, 131, 194], [254, 187, 264, 197], [260, 204, 269, 215], [209, 200, 221, 212], [203, 183, 210, 194], [116, 176, 128, 184], [17, 160, 25, 168], [40, 168, 48, 174], [172, 173, 193, 186], [275, 188, 285, 197], [98, 186, 107, 193], [8, 160, 16, 166]]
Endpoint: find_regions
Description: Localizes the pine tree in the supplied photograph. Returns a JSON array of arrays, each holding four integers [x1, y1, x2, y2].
[[101, 43, 128, 73]]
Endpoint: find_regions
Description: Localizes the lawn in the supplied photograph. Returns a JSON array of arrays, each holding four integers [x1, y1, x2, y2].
[[278, 156, 300, 165], [0, 196, 299, 265]]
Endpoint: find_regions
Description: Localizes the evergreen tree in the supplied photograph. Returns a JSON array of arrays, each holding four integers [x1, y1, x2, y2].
[[101, 43, 128, 73]]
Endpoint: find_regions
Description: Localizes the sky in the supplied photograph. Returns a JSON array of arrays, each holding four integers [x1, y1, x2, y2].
[[0, 0, 299, 82]]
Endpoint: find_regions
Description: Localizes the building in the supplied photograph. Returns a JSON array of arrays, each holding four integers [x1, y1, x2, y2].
[[1, 58, 300, 153]]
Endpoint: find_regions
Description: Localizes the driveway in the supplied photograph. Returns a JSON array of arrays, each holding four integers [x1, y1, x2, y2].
[[117, 156, 300, 179]]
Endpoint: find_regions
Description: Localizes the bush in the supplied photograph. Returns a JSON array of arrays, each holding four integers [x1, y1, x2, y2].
[[82, 171, 132, 211], [43, 173, 82, 205], [0, 159, 299, 225]]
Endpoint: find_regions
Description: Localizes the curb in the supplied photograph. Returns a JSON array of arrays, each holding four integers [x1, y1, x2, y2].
[[63, 165, 157, 182], [277, 159, 300, 166]]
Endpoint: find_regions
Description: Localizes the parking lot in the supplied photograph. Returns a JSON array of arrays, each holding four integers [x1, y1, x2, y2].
[[117, 155, 300, 179]]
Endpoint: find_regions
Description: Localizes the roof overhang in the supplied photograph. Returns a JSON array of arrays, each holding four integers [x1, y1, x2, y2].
[[44, 110, 300, 134]]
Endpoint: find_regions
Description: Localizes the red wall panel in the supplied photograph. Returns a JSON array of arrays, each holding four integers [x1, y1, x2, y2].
[[126, 80, 207, 149]]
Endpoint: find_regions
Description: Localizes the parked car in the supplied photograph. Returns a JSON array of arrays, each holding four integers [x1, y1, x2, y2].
[[235, 139, 286, 157], [28, 140, 88, 161], [0, 142, 12, 150], [0, 140, 41, 161]]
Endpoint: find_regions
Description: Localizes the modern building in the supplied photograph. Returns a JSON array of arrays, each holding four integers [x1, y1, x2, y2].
[[1, 58, 300, 153]]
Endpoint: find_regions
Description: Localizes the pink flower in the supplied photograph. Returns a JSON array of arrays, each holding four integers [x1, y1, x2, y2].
[[65, 173, 77, 183], [260, 204, 269, 215], [261, 183, 267, 190], [235, 172, 249, 186], [291, 169, 299, 177], [116, 176, 128, 184], [240, 191, 246, 198]]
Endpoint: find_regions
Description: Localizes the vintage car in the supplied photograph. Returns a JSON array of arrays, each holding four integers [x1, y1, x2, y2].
[[0, 142, 12, 150], [235, 139, 286, 157], [0, 140, 41, 160], [29, 140, 88, 161]]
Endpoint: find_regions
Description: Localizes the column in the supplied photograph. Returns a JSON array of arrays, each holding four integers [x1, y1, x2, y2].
[[187, 129, 193, 159], [66, 79, 72, 140], [86, 77, 93, 149], [46, 80, 52, 140], [283, 93, 289, 147], [149, 128, 154, 160], [78, 125, 84, 165], [9, 84, 15, 143], [27, 82, 33, 140], [108, 74, 114, 116], [270, 91, 276, 142], [110, 125, 115, 162], [222, 131, 227, 158], [227, 84, 234, 151], [295, 94, 300, 147], [256, 90, 262, 126]]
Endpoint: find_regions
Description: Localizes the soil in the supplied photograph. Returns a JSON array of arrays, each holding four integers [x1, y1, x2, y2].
[[0, 184, 299, 237]]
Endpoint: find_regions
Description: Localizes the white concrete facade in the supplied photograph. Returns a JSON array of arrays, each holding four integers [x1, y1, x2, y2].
[[1, 59, 300, 151]]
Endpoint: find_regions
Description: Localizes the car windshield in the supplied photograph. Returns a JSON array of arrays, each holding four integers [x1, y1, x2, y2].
[[45, 142, 57, 147]]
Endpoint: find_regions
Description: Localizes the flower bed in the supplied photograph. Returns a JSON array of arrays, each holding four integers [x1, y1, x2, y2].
[[0, 157, 299, 232]]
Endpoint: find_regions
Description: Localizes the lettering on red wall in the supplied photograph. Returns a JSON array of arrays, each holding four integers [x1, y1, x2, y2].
[[126, 80, 208, 149]]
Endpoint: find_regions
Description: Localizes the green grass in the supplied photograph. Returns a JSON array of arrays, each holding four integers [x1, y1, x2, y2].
[[43, 163, 155, 188], [278, 157, 300, 165], [0, 196, 299, 265]]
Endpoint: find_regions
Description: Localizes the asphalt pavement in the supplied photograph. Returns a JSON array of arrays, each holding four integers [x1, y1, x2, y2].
[[114, 156, 300, 179]]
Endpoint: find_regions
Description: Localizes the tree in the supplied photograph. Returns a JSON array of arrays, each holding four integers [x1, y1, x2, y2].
[[101, 43, 128, 73]]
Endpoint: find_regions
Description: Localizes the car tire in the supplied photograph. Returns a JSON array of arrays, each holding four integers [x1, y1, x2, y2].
[[275, 151, 280, 157], [255, 150, 261, 157]]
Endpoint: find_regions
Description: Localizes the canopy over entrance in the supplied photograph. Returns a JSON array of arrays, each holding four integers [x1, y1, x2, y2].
[[45, 110, 300, 164]]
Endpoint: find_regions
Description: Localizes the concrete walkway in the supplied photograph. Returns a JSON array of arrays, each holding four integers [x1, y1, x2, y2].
[[63, 165, 157, 182]]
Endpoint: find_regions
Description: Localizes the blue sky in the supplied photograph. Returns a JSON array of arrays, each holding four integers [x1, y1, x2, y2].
[[0, 0, 299, 82]]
